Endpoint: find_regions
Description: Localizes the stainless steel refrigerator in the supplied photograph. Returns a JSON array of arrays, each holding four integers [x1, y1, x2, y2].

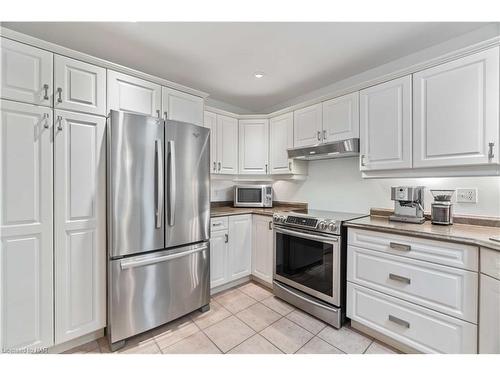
[[106, 110, 210, 349]]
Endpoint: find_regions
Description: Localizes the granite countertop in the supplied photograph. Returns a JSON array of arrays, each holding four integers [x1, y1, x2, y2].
[[344, 215, 500, 252], [210, 201, 307, 218]]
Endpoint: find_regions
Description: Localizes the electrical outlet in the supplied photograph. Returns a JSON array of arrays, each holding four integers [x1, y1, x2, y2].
[[456, 188, 478, 203]]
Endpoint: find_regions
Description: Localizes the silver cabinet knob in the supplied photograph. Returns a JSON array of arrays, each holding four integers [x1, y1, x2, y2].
[[43, 84, 49, 100], [56, 87, 62, 103], [488, 142, 495, 160], [57, 115, 63, 131], [43, 113, 49, 129]]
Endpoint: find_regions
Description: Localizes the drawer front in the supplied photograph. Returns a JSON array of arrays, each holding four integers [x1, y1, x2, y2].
[[481, 247, 500, 280], [211, 216, 229, 232], [348, 228, 478, 271], [348, 246, 478, 323], [347, 282, 477, 353]]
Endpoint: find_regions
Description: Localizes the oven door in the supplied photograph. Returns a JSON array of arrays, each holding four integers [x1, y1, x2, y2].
[[234, 186, 264, 207], [274, 226, 340, 306]]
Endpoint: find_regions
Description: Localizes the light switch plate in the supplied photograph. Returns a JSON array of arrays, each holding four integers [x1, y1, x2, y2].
[[456, 188, 478, 203]]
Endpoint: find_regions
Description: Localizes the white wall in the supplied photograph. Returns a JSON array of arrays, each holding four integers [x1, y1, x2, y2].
[[272, 158, 500, 217]]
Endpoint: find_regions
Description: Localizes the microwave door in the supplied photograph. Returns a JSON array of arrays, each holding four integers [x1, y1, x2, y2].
[[108, 110, 165, 258]]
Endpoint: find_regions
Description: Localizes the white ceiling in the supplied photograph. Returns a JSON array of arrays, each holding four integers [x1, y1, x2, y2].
[[2, 22, 489, 112]]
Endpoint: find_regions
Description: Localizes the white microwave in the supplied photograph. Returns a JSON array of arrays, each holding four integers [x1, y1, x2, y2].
[[234, 185, 273, 208]]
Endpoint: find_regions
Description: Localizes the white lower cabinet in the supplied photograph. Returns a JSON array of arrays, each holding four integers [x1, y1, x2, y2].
[[53, 110, 106, 344], [479, 247, 500, 353], [0, 100, 54, 351], [210, 215, 252, 291], [347, 228, 479, 353], [251, 215, 274, 285]]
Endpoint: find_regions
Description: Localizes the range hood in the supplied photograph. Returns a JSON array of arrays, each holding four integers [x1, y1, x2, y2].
[[287, 138, 360, 160]]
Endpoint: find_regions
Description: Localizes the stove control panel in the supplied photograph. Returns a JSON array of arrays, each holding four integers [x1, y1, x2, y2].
[[273, 213, 340, 234]]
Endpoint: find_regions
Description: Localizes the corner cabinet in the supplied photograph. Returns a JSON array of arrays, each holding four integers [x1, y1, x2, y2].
[[0, 100, 54, 351], [162, 87, 204, 126], [413, 47, 500, 168], [0, 38, 53, 107], [239, 119, 269, 174], [252, 215, 274, 285], [107, 70, 161, 117], [359, 75, 412, 171], [53, 110, 106, 344]]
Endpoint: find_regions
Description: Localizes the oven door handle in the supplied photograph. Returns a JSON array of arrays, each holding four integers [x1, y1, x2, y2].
[[274, 226, 339, 243]]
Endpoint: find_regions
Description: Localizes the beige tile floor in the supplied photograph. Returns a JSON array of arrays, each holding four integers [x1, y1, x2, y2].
[[64, 281, 399, 354]]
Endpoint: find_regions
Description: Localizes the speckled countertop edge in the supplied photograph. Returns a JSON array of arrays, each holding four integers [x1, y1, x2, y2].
[[210, 201, 307, 218]]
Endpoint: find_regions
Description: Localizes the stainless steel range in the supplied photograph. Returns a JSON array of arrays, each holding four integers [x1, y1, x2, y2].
[[272, 209, 366, 328]]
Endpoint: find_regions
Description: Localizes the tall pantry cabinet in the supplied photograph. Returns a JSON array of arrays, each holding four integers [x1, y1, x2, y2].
[[0, 39, 106, 351]]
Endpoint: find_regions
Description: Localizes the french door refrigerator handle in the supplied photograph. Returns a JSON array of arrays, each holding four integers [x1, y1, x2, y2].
[[167, 140, 176, 226], [155, 139, 164, 229]]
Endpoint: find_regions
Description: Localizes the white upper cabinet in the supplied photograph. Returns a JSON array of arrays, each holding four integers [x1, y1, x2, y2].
[[54, 55, 106, 116], [270, 112, 294, 174], [216, 114, 238, 174], [53, 110, 106, 345], [107, 70, 161, 117], [162, 87, 204, 126], [413, 47, 500, 168], [293, 103, 322, 147], [360, 75, 412, 171], [322, 92, 359, 142], [0, 38, 53, 106], [0, 100, 53, 351], [204, 111, 218, 173], [239, 119, 269, 174]]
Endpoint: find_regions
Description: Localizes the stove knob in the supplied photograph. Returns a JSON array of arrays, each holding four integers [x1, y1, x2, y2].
[[319, 221, 327, 230], [279, 216, 286, 223], [328, 223, 337, 232]]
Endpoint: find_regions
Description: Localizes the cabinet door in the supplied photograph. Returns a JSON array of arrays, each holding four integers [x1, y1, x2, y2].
[[210, 230, 228, 289], [252, 216, 273, 284], [270, 112, 294, 174], [162, 87, 204, 126], [228, 215, 252, 281], [53, 110, 106, 344], [479, 274, 500, 353], [0, 38, 53, 106], [216, 114, 238, 174], [54, 55, 106, 116], [0, 100, 53, 350], [293, 103, 322, 147], [107, 70, 161, 117], [239, 119, 269, 174], [360, 75, 412, 171], [204, 111, 218, 174], [322, 92, 359, 142], [413, 47, 500, 167]]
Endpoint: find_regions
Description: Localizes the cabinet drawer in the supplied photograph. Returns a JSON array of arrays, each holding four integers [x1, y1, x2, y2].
[[347, 282, 477, 353], [481, 247, 500, 280], [347, 246, 478, 323], [348, 228, 478, 271], [211, 216, 228, 232]]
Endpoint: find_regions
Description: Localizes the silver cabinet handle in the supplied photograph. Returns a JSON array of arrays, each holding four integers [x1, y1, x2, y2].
[[323, 130, 327, 141], [388, 315, 410, 328], [389, 242, 411, 252], [212, 222, 222, 227], [155, 139, 164, 229], [488, 142, 495, 160], [317, 131, 321, 141], [56, 87, 62, 103], [120, 243, 208, 270], [163, 111, 168, 121], [213, 161, 217, 172], [167, 140, 176, 226], [268, 221, 272, 230], [224, 234, 228, 243], [43, 113, 49, 129], [389, 273, 411, 284], [43, 84, 49, 100], [360, 154, 366, 167], [265, 164, 268, 174], [56, 115, 63, 131], [156, 110, 161, 118], [218, 161, 221, 172], [288, 161, 292, 171]]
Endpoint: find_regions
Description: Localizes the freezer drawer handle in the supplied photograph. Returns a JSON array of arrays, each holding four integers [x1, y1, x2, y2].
[[167, 140, 176, 226], [155, 139, 164, 229], [389, 273, 411, 284], [120, 244, 208, 270], [388, 315, 410, 328]]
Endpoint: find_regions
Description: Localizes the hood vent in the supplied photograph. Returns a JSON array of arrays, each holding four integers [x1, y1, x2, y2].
[[287, 138, 359, 160]]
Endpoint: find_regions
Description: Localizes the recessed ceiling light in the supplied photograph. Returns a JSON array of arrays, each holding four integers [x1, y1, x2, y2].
[[254, 72, 264, 79]]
